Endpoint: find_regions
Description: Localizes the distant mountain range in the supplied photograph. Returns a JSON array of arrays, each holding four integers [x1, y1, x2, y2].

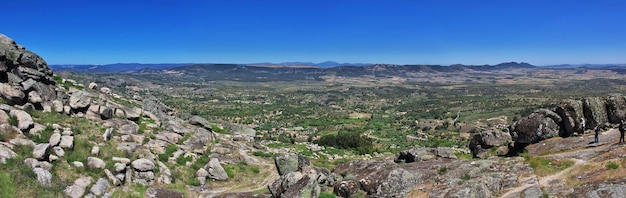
[[50, 61, 373, 72]]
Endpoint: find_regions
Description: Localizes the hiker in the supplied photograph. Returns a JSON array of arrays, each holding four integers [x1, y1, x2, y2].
[[619, 120, 626, 143], [536, 124, 543, 143], [580, 117, 586, 133], [594, 126, 600, 144]]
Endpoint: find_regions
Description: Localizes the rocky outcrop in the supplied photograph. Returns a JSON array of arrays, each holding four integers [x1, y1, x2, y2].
[[469, 129, 512, 158], [145, 187, 184, 198], [131, 158, 155, 172], [64, 177, 92, 198], [332, 160, 434, 197], [0, 143, 17, 164], [510, 109, 561, 144], [605, 93, 626, 123], [268, 155, 332, 198], [395, 146, 458, 162], [555, 99, 584, 136], [0, 33, 57, 106], [206, 158, 228, 181], [583, 97, 608, 129], [274, 153, 310, 176]]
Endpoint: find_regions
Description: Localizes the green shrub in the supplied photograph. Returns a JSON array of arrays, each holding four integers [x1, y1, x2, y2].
[[461, 173, 471, 180], [438, 166, 448, 175], [606, 162, 620, 170], [176, 155, 193, 166], [7, 116, 18, 126], [30, 126, 54, 143], [211, 124, 230, 134], [158, 144, 178, 162]]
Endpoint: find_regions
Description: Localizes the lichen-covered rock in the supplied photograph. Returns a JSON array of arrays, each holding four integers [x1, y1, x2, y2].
[[33, 167, 52, 188], [605, 93, 626, 123], [583, 97, 609, 129], [510, 109, 561, 144], [555, 99, 584, 136], [87, 157, 106, 169], [131, 158, 155, 172], [206, 158, 228, 181], [9, 109, 33, 131], [469, 129, 512, 158], [68, 90, 90, 110], [274, 153, 310, 176]]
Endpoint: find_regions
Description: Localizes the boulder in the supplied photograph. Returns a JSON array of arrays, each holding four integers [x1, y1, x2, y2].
[[91, 145, 100, 155], [605, 93, 626, 123], [206, 158, 228, 181], [27, 91, 42, 104], [334, 180, 361, 198], [9, 109, 33, 131], [33, 167, 52, 188], [583, 97, 609, 129], [100, 107, 114, 120], [332, 160, 435, 198], [269, 171, 320, 198], [196, 168, 209, 185], [59, 135, 74, 149], [510, 109, 561, 144], [88, 82, 98, 89], [52, 146, 65, 157], [157, 161, 172, 184], [105, 169, 122, 186], [49, 132, 61, 146], [274, 153, 310, 176], [68, 90, 90, 110], [124, 107, 140, 121], [24, 158, 40, 169], [103, 127, 113, 141], [63, 177, 92, 198], [0, 83, 25, 104], [0, 144, 17, 164], [87, 157, 106, 169], [32, 143, 50, 160], [555, 99, 584, 136], [396, 146, 458, 162], [469, 130, 512, 158], [52, 100, 63, 113], [89, 178, 109, 196], [119, 123, 139, 134], [0, 110, 8, 125], [132, 158, 155, 172], [145, 187, 184, 198], [189, 115, 213, 130]]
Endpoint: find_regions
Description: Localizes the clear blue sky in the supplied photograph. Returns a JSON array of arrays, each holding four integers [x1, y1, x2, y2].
[[2, 0, 626, 65]]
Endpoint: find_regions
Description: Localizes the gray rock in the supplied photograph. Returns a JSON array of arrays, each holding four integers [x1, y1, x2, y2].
[[145, 187, 184, 198], [0, 110, 8, 125], [469, 130, 512, 158], [123, 107, 141, 121], [521, 184, 543, 198], [189, 115, 213, 130], [52, 146, 65, 157], [510, 109, 561, 144], [157, 161, 172, 184], [556, 99, 585, 137], [52, 100, 63, 113], [131, 158, 155, 172], [64, 177, 92, 198], [103, 127, 113, 141], [274, 153, 310, 176], [33, 167, 52, 188], [32, 143, 50, 160], [0, 83, 25, 104], [27, 91, 42, 104], [72, 161, 84, 167], [111, 157, 131, 165], [9, 109, 34, 131], [88, 82, 98, 89], [0, 143, 17, 164], [90, 178, 109, 196], [196, 168, 209, 185], [206, 158, 228, 181], [91, 145, 100, 155], [87, 157, 106, 169], [69, 90, 91, 110], [59, 135, 74, 149], [24, 158, 40, 169], [100, 107, 114, 120], [49, 132, 61, 146], [9, 137, 35, 147], [583, 97, 609, 129], [39, 161, 53, 171], [119, 123, 139, 134], [605, 93, 626, 123], [105, 169, 122, 186], [114, 162, 126, 173]]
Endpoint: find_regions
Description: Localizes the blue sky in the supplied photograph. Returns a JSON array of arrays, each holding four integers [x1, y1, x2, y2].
[[2, 0, 626, 65]]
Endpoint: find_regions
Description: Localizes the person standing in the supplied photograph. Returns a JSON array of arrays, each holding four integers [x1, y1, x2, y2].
[[594, 126, 600, 144], [536, 124, 543, 143], [619, 120, 626, 143], [580, 117, 586, 133]]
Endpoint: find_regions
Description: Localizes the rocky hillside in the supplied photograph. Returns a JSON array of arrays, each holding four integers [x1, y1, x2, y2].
[[0, 34, 281, 197]]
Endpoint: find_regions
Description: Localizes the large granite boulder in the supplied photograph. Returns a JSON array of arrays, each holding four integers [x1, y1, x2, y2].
[[131, 158, 155, 172], [555, 99, 584, 136], [605, 93, 626, 123], [9, 109, 34, 132], [583, 97, 609, 129], [206, 158, 228, 181], [68, 90, 90, 111], [274, 153, 310, 176], [469, 129, 513, 158], [332, 160, 434, 197], [510, 109, 561, 144], [395, 146, 458, 162]]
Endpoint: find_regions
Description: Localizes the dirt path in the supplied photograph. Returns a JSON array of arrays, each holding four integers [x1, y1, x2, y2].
[[500, 128, 621, 197]]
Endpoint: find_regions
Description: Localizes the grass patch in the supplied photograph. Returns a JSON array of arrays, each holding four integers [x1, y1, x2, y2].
[[30, 126, 54, 143], [252, 151, 274, 158], [454, 152, 473, 160], [461, 173, 471, 180], [0, 145, 69, 197], [8, 115, 18, 126], [320, 191, 337, 198], [158, 144, 178, 162], [211, 124, 230, 134], [521, 152, 575, 176]]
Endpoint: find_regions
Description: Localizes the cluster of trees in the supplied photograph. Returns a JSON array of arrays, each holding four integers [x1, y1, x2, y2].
[[315, 131, 374, 155]]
